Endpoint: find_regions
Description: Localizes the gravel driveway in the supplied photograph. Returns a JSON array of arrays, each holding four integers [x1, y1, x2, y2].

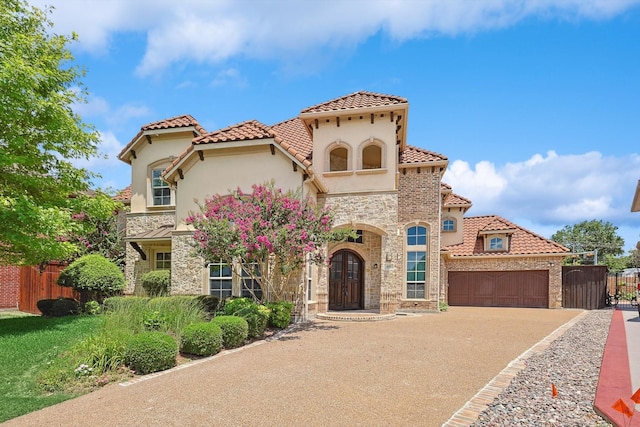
[[6, 307, 581, 427]]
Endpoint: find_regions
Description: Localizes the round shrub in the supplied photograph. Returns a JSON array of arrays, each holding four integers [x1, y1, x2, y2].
[[235, 305, 271, 338], [210, 315, 248, 348], [195, 295, 220, 319], [36, 298, 57, 316], [124, 332, 178, 375], [58, 254, 125, 302], [141, 270, 170, 297], [223, 297, 255, 315], [180, 322, 223, 356], [83, 300, 102, 315], [266, 301, 293, 328], [50, 298, 80, 317]]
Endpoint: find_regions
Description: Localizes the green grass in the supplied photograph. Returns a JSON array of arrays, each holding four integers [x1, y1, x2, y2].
[[0, 315, 102, 422]]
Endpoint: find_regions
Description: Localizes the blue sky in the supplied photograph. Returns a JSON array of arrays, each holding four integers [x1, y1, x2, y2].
[[29, 0, 640, 253]]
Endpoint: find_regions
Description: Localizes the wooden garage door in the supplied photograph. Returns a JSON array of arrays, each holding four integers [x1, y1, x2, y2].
[[448, 270, 549, 308]]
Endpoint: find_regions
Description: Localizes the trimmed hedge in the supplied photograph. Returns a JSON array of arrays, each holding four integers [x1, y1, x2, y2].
[[51, 298, 80, 317], [180, 322, 223, 356], [141, 270, 170, 297], [36, 299, 56, 316], [124, 332, 178, 374], [234, 305, 270, 338], [210, 315, 248, 349], [223, 297, 254, 315], [58, 254, 124, 301], [266, 301, 293, 328]]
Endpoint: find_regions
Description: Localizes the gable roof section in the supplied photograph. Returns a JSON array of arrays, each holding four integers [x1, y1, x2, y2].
[[443, 215, 569, 257], [399, 145, 448, 165], [118, 114, 206, 163], [443, 192, 472, 208], [193, 120, 273, 145], [270, 117, 313, 161], [163, 119, 314, 183], [300, 91, 407, 114]]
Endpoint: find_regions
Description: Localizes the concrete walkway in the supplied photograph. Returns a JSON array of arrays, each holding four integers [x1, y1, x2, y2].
[[595, 307, 640, 427], [5, 307, 581, 427]]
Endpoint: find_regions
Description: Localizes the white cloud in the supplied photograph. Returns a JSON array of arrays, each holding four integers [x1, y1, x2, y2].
[[443, 151, 640, 251], [71, 131, 124, 170], [28, 0, 640, 76]]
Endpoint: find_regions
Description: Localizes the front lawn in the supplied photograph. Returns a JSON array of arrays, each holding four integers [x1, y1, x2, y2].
[[0, 315, 102, 422]]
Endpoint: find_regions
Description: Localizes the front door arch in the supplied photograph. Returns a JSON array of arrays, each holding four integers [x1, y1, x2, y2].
[[329, 250, 364, 310]]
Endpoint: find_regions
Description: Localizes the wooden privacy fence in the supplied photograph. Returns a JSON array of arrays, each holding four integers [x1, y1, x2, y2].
[[562, 265, 608, 310], [19, 263, 77, 314]]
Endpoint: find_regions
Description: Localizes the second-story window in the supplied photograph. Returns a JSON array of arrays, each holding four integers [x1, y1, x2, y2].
[[329, 147, 348, 171], [362, 145, 381, 169], [152, 169, 171, 206]]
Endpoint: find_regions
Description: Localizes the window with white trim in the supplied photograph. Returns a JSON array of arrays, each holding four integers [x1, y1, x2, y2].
[[241, 263, 262, 299], [209, 260, 232, 299], [406, 225, 427, 299], [155, 252, 171, 270], [152, 169, 171, 206], [489, 237, 504, 250], [306, 256, 313, 301]]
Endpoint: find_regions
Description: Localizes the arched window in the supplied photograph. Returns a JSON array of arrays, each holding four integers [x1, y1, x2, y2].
[[362, 145, 381, 169], [442, 218, 456, 232], [406, 225, 428, 299], [329, 147, 349, 171]]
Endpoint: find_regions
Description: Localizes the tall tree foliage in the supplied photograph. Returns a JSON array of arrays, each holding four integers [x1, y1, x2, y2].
[[186, 183, 351, 304], [0, 1, 115, 265], [551, 219, 624, 265]]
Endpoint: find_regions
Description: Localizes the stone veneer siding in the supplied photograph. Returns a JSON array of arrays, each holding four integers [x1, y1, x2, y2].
[[171, 231, 206, 295], [398, 167, 443, 310], [318, 191, 400, 314], [443, 256, 565, 308], [124, 211, 175, 294]]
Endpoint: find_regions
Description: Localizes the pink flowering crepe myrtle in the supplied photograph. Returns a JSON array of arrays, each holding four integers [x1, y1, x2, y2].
[[186, 183, 352, 303]]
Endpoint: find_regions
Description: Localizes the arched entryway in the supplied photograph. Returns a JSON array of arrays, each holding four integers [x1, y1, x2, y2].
[[329, 249, 364, 310]]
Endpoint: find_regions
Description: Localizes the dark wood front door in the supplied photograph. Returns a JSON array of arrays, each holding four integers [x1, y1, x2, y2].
[[329, 250, 364, 310]]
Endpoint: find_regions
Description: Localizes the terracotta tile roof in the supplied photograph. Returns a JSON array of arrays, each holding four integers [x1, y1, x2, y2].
[[441, 182, 452, 192], [300, 91, 408, 114], [443, 215, 569, 257], [113, 185, 131, 203], [443, 192, 472, 208], [142, 114, 206, 133], [119, 114, 206, 160], [399, 145, 448, 164], [164, 119, 313, 178], [193, 120, 273, 145], [270, 117, 313, 161]]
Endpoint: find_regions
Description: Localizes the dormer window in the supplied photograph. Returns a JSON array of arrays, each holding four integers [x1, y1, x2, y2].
[[489, 237, 504, 250], [329, 147, 349, 171], [152, 169, 171, 206]]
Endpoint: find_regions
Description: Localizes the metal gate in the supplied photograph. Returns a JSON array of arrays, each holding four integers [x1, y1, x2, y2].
[[607, 271, 639, 309]]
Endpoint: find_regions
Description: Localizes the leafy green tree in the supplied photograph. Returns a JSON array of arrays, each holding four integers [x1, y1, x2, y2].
[[0, 0, 115, 265], [551, 220, 624, 265]]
